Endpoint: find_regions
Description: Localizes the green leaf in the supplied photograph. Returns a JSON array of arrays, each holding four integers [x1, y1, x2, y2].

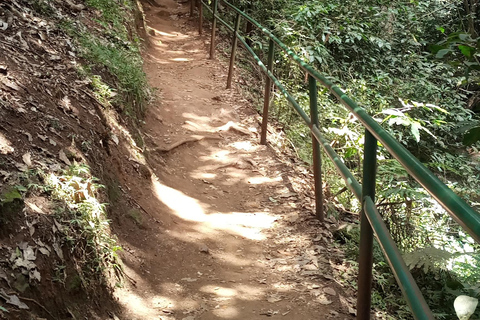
[[0, 187, 22, 204], [345, 147, 357, 158], [458, 45, 474, 58], [429, 44, 444, 54], [0, 306, 8, 312], [436, 26, 445, 34], [410, 122, 421, 142], [458, 33, 469, 41], [465, 61, 480, 70], [463, 126, 480, 146], [15, 185, 28, 192], [436, 49, 452, 58]]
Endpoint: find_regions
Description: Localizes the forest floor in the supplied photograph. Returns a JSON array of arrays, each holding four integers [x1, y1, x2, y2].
[[110, 0, 358, 319]]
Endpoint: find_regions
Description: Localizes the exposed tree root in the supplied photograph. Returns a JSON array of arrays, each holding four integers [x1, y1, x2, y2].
[[151, 135, 222, 152], [185, 120, 251, 136], [7, 293, 57, 320]]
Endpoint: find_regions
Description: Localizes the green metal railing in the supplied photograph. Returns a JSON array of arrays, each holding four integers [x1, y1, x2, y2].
[[191, 1, 480, 319]]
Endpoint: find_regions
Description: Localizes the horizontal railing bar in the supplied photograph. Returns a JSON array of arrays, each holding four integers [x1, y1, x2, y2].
[[311, 125, 362, 201], [200, 1, 235, 32], [201, 1, 213, 13], [222, 20, 363, 201], [200, 4, 461, 319], [222, 0, 480, 244], [364, 197, 435, 320], [233, 33, 312, 125]]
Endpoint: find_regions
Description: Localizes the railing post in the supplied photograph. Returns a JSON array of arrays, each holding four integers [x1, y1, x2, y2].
[[198, 0, 203, 35], [190, 0, 194, 17], [308, 75, 324, 222], [260, 39, 275, 145], [209, 0, 218, 59], [357, 130, 377, 320], [226, 13, 241, 89]]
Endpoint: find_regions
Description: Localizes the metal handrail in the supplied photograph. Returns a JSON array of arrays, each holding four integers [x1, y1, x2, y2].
[[220, 0, 480, 244], [194, 1, 480, 319]]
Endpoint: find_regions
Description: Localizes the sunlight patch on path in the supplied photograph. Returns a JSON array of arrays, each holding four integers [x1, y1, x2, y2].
[[151, 176, 276, 240]]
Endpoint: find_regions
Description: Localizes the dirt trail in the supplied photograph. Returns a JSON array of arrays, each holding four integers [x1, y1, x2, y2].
[[113, 1, 356, 319]]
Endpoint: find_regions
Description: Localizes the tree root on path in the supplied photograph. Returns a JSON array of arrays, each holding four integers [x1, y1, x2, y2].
[[151, 135, 222, 152], [185, 120, 251, 136]]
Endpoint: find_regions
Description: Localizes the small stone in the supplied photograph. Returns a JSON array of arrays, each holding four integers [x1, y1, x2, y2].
[[323, 287, 336, 296], [199, 244, 209, 254]]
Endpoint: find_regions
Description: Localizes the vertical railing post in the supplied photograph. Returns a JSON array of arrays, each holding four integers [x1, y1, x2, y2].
[[260, 39, 275, 145], [308, 75, 324, 222], [198, 0, 203, 35], [226, 13, 241, 89], [209, 0, 218, 59], [190, 0, 194, 17], [356, 130, 377, 320]]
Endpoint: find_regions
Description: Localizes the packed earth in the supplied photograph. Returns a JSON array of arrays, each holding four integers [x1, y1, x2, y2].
[[115, 1, 357, 319], [0, 0, 361, 319]]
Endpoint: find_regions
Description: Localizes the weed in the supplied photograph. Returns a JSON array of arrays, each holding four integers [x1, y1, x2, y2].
[[43, 164, 122, 286], [127, 209, 142, 225], [78, 33, 149, 117], [90, 74, 117, 107], [31, 0, 54, 17]]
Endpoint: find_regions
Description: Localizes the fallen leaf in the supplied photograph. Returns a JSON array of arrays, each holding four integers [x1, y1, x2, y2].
[[38, 247, 50, 256], [7, 295, 28, 309], [29, 269, 41, 282], [0, 268, 9, 284], [0, 20, 8, 31], [14, 162, 28, 172], [26, 222, 35, 237], [52, 241, 64, 260], [0, 78, 20, 91], [0, 290, 29, 310], [59, 149, 71, 165], [111, 134, 119, 145], [323, 287, 336, 296], [23, 246, 36, 261], [267, 294, 282, 303], [317, 294, 332, 305]]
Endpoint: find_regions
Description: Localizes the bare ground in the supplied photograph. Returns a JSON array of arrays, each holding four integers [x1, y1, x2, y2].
[[112, 0, 358, 319]]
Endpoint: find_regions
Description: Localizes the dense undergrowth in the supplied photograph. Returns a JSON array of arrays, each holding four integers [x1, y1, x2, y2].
[[213, 0, 480, 318]]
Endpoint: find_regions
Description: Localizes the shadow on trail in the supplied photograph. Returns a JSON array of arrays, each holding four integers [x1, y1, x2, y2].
[[109, 0, 357, 319]]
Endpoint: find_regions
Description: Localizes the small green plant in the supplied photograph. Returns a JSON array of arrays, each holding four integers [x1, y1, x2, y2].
[[127, 209, 143, 225], [31, 0, 54, 16], [90, 75, 117, 107], [44, 164, 122, 285]]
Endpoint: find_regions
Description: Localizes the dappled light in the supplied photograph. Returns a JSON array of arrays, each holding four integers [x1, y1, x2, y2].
[[151, 176, 276, 240], [170, 57, 192, 62], [0, 0, 477, 318], [0, 131, 13, 154]]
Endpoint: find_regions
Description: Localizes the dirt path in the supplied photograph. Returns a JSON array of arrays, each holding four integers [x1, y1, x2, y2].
[[112, 1, 356, 319]]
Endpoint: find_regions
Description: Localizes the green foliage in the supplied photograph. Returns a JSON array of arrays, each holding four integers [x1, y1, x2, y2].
[[78, 33, 149, 116], [0, 186, 23, 204], [225, 0, 480, 318], [44, 164, 122, 284], [60, 0, 149, 119]]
